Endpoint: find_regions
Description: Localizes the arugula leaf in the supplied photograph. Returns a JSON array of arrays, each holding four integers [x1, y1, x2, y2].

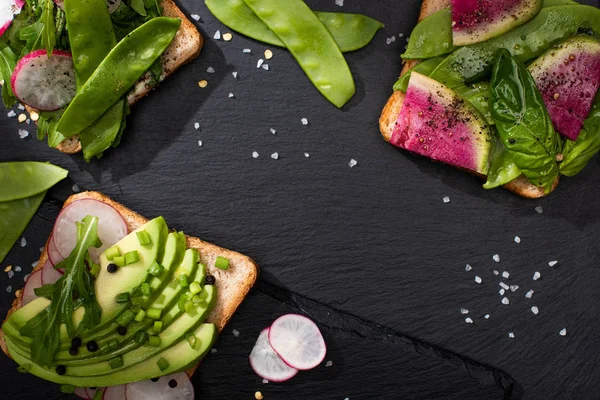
[[490, 49, 561, 193], [484, 132, 522, 189], [18, 22, 44, 58], [36, 108, 66, 146], [40, 0, 56, 55], [26, 216, 102, 367], [0, 40, 18, 108]]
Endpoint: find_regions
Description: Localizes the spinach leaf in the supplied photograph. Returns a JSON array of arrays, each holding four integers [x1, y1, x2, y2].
[[40, 0, 56, 55], [490, 49, 561, 193], [560, 114, 600, 176], [0, 40, 18, 108], [484, 132, 522, 189]]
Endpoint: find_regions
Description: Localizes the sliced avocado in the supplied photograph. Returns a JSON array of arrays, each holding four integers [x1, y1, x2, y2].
[[2, 298, 52, 345], [5, 323, 217, 387]]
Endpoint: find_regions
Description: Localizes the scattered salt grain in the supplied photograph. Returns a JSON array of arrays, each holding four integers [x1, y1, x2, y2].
[[262, 379, 269, 384], [213, 30, 221, 40], [335, 0, 344, 6], [493, 270, 499, 276], [207, 66, 215, 73], [39, 247, 44, 252], [231, 72, 239, 81], [535, 206, 543, 214], [31, 261, 38, 268], [17, 104, 24, 111], [460, 308, 469, 314], [399, 33, 404, 38], [443, 196, 450, 203], [484, 314, 490, 319], [465, 264, 472, 272], [25, 118, 30, 124], [514, 236, 521, 244], [525, 290, 534, 299], [7, 271, 14, 279], [559, 328, 567, 336], [7, 110, 15, 118], [20, 238, 26, 247], [243, 48, 252, 53], [228, 93, 235, 98], [262, 64, 269, 71], [326, 361, 333, 367], [465, 317, 473, 324], [23, 274, 30, 282], [252, 151, 259, 159], [198, 140, 203, 147], [349, 159, 358, 168], [501, 297, 510, 305], [549, 260, 558, 267], [493, 254, 500, 262], [499, 282, 509, 290], [508, 332, 515, 338], [190, 14, 201, 21], [264, 49, 273, 60], [19, 129, 29, 139], [14, 266, 21, 272], [6, 286, 11, 293], [194, 122, 200, 130], [474, 276, 482, 284], [210, 348, 217, 354], [499, 289, 505, 296], [72, 184, 80, 192], [531, 306, 539, 315], [269, 128, 276, 135], [223, 33, 233, 42], [386, 36, 396, 45], [271, 152, 279, 160], [257, 59, 264, 68], [304, 152, 310, 158], [232, 329, 240, 337], [502, 271, 510, 279], [510, 285, 519, 292], [301, 118, 309, 125], [533, 271, 541, 281]]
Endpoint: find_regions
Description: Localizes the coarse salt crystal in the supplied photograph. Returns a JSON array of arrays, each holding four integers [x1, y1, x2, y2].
[[7, 110, 16, 118], [533, 271, 541, 281], [549, 260, 558, 267], [510, 285, 519, 292], [460, 308, 469, 314], [493, 270, 499, 275], [72, 184, 80, 192], [262, 64, 269, 71], [23, 274, 30, 282], [301, 118, 309, 125], [399, 33, 404, 38], [207, 66, 215, 73], [335, 0, 344, 6], [194, 122, 200, 130], [213, 30, 221, 40], [500, 282, 509, 290], [6, 286, 11, 293], [325, 361, 333, 367], [262, 379, 269, 384], [304, 153, 310, 158], [484, 314, 490, 319], [243, 48, 252, 53], [228, 93, 235, 98], [19, 129, 29, 139], [502, 271, 510, 279], [493, 254, 500, 262], [474, 276, 482, 284], [232, 329, 240, 337], [349, 159, 358, 168], [514, 236, 521, 244], [14, 266, 21, 272], [39, 247, 44, 252], [465, 317, 473, 324], [499, 289, 505, 296], [525, 290, 534, 299], [508, 332, 515, 338], [20, 237, 26, 247], [17, 104, 24, 110], [198, 140, 203, 147], [535, 206, 543, 214], [443, 196, 450, 203], [531, 306, 539, 315], [210, 348, 217, 354], [501, 297, 510, 305], [190, 14, 201, 21], [465, 264, 472, 272], [232, 71, 238, 79], [257, 59, 264, 68], [559, 328, 567, 336], [252, 151, 259, 159], [271, 152, 279, 160], [7, 271, 14, 279], [269, 128, 277, 135], [31, 261, 38, 268]]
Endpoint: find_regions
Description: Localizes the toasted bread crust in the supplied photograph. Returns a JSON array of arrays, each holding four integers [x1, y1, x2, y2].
[[0, 192, 259, 379], [379, 0, 557, 198]]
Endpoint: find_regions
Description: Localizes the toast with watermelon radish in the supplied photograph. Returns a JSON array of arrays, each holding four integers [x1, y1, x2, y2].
[[381, 0, 600, 198], [0, 191, 258, 391]]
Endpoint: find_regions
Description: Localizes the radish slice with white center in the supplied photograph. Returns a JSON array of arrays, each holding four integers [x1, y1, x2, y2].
[[0, 0, 24, 37], [22, 269, 43, 306], [74, 388, 90, 399], [268, 314, 326, 370], [41, 259, 62, 285], [102, 384, 126, 400], [11, 49, 76, 111], [47, 235, 65, 270], [125, 372, 194, 400], [249, 328, 298, 382], [52, 199, 128, 263]]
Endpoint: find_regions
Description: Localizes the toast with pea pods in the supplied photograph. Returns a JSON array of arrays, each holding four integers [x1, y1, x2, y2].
[[379, 0, 559, 199], [0, 191, 259, 379]]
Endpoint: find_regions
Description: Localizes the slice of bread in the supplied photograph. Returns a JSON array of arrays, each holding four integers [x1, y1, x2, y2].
[[379, 0, 558, 199], [38, 0, 203, 155], [0, 191, 259, 379]]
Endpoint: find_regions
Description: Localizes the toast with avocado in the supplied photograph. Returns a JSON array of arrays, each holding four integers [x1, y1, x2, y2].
[[0, 191, 258, 390], [380, 0, 600, 198]]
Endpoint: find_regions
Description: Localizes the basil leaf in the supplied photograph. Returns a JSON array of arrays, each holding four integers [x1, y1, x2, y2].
[[484, 132, 522, 189], [560, 117, 600, 176], [0, 40, 17, 108], [40, 0, 56, 55], [490, 49, 560, 193]]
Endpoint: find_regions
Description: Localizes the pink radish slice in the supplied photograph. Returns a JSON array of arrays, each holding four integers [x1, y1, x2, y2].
[[86, 388, 104, 399], [11, 49, 76, 111], [125, 372, 194, 400], [102, 384, 126, 400], [52, 199, 128, 263], [0, 0, 24, 37], [47, 235, 64, 270], [74, 388, 90, 399], [268, 314, 327, 371], [22, 269, 43, 306], [41, 259, 62, 285], [249, 328, 298, 382]]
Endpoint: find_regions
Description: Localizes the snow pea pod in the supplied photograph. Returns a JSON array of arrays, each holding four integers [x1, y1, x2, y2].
[[205, 0, 383, 53], [80, 100, 126, 162], [64, 0, 116, 86], [431, 5, 600, 88], [57, 17, 180, 136], [0, 162, 67, 202], [242, 0, 355, 108], [0, 192, 46, 264], [402, 8, 455, 60]]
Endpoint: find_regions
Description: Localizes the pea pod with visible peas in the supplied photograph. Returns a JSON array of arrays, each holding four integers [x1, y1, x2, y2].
[[205, 0, 383, 53], [242, 0, 355, 108], [57, 17, 181, 136]]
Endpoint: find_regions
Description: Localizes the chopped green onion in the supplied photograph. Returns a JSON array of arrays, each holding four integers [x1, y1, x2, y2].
[[112, 256, 126, 267], [192, 295, 201, 304], [148, 261, 163, 276], [178, 294, 188, 312], [134, 309, 147, 322], [148, 335, 161, 347], [185, 332, 197, 349], [141, 283, 151, 296], [115, 292, 130, 304], [157, 357, 169, 371], [179, 274, 189, 288], [105, 246, 121, 260], [135, 331, 148, 344], [153, 321, 163, 333], [130, 305, 141, 314], [108, 339, 119, 351], [136, 230, 152, 246], [93, 390, 104, 400], [124, 250, 140, 265], [131, 296, 144, 306], [147, 307, 162, 320], [109, 356, 123, 369], [198, 289, 208, 300], [116, 309, 136, 327], [189, 281, 202, 295], [215, 256, 230, 270], [60, 385, 75, 394], [90, 263, 101, 277], [184, 300, 194, 314]]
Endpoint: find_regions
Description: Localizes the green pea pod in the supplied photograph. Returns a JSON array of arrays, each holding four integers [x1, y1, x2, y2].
[[64, 0, 116, 86], [79, 100, 126, 162], [0, 162, 68, 202], [205, 0, 383, 53], [560, 94, 600, 176], [0, 192, 46, 264], [57, 17, 181, 136], [242, 0, 355, 108], [393, 57, 445, 92], [431, 5, 600, 87], [484, 134, 522, 189], [402, 8, 456, 60]]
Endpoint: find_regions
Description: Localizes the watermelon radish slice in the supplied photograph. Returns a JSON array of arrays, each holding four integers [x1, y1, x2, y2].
[[268, 314, 327, 371], [74, 387, 90, 399], [47, 235, 64, 267], [102, 384, 126, 399], [390, 72, 492, 175], [249, 328, 299, 382], [0, 0, 24, 37], [41, 259, 62, 285], [451, 0, 542, 46], [125, 372, 194, 399], [52, 199, 128, 263], [22, 269, 42, 306], [11, 49, 77, 111], [529, 35, 600, 140]]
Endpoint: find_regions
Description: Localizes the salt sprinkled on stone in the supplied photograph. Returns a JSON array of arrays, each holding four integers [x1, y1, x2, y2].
[[243, 48, 252, 53], [213, 30, 221, 40], [474, 276, 482, 284], [525, 289, 534, 299], [531, 306, 539, 315], [465, 264, 472, 272], [533, 271, 541, 281], [399, 33, 404, 38], [232, 329, 240, 337], [501, 297, 510, 305], [304, 153, 310, 158], [7, 110, 16, 117], [499, 289, 505, 296], [6, 286, 12, 293], [465, 317, 473, 324], [510, 285, 519, 292], [508, 332, 515, 338], [443, 196, 450, 203], [39, 247, 44, 252], [191, 14, 201, 21], [14, 266, 21, 272], [502, 271, 510, 279], [335, 0, 344, 6], [194, 122, 200, 130], [271, 152, 279, 160], [71, 184, 79, 192], [549, 260, 558, 267], [301, 118, 309, 125], [7, 270, 14, 279], [514, 236, 521, 244], [17, 104, 24, 110], [210, 348, 217, 354], [484, 314, 490, 319], [262, 64, 269, 71], [19, 129, 29, 139], [262, 379, 269, 384], [535, 206, 543, 214], [252, 151, 259, 159], [559, 328, 567, 336], [228, 93, 235, 98], [232, 71, 238, 79], [270, 128, 276, 134], [198, 140, 203, 147], [493, 254, 500, 262], [23, 274, 30, 282], [500, 282, 509, 290], [460, 308, 469, 314], [349, 159, 358, 168], [207, 66, 215, 73], [257, 59, 264, 68], [31, 261, 38, 268], [20, 237, 26, 247], [325, 361, 333, 367]]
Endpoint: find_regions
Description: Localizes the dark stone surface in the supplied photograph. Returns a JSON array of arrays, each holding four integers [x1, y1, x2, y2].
[[1, 0, 599, 399]]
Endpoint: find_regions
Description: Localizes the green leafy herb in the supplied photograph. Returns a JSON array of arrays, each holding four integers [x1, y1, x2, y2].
[[23, 215, 102, 367], [130, 0, 148, 16], [0, 40, 18, 108], [560, 115, 600, 176], [490, 49, 561, 193], [393, 57, 445, 92], [484, 133, 522, 189], [18, 22, 44, 57], [36, 108, 66, 146], [40, 0, 56, 55]]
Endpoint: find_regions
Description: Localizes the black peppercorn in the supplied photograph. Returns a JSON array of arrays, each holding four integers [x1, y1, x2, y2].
[[205, 275, 216, 285], [168, 379, 178, 388], [117, 326, 127, 336], [86, 341, 99, 352], [69, 347, 78, 356], [107, 263, 118, 273], [151, 377, 159, 382], [55, 365, 66, 375], [71, 337, 81, 348]]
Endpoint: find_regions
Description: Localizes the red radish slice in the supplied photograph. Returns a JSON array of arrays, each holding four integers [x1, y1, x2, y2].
[[41, 259, 62, 285], [249, 328, 298, 382], [102, 384, 126, 400], [125, 372, 194, 400], [47, 235, 65, 270], [268, 314, 326, 371], [74, 387, 90, 399], [52, 199, 128, 263], [86, 388, 104, 399], [11, 49, 76, 111], [22, 269, 43, 306], [0, 0, 24, 37]]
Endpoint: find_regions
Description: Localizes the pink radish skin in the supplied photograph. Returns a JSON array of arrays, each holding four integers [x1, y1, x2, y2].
[[11, 49, 76, 111], [102, 384, 127, 400], [268, 314, 327, 371], [22, 269, 43, 306], [86, 388, 104, 399], [125, 372, 194, 399], [52, 199, 128, 263], [47, 235, 64, 268], [0, 0, 24, 37], [249, 328, 299, 382], [74, 387, 90, 399], [41, 259, 62, 285]]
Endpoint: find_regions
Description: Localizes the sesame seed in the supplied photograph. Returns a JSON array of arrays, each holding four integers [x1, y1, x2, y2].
[[304, 153, 310, 158], [549, 260, 558, 267], [19, 129, 29, 139], [72, 184, 79, 192], [533, 271, 541, 281], [349, 159, 358, 168], [525, 290, 534, 299], [443, 196, 450, 203], [500, 282, 509, 290], [18, 113, 26, 123], [4, 266, 11, 272], [213, 30, 221, 40], [559, 328, 567, 336], [465, 264, 472, 271], [301, 118, 309, 125], [255, 392, 263, 400], [325, 360, 333, 367], [7, 110, 15, 117], [335, 0, 344, 6], [243, 48, 252, 53], [232, 71, 238, 79], [531, 306, 539, 315], [190, 14, 201, 21], [484, 314, 490, 319], [198, 140, 203, 147], [502, 271, 509, 279], [252, 151, 259, 159], [514, 236, 521, 244], [508, 332, 515, 338], [460, 308, 469, 314], [493, 254, 500, 262], [474, 276, 482, 284], [232, 329, 240, 337], [264, 49, 273, 59], [262, 64, 270, 71], [535, 206, 543, 214], [223, 33, 233, 41], [207, 66, 215, 74], [270, 128, 276, 134], [271, 152, 279, 160], [257, 59, 264, 68], [194, 122, 200, 130], [465, 317, 473, 324], [501, 297, 510, 305], [198, 80, 208, 88], [20, 238, 26, 247]]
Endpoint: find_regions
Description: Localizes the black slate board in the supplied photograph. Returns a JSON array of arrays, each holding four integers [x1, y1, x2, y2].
[[1, 0, 600, 399]]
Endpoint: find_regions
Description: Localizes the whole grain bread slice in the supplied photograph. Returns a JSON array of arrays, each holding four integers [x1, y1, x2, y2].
[[379, 0, 558, 199], [0, 191, 259, 378], [43, 0, 203, 155]]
